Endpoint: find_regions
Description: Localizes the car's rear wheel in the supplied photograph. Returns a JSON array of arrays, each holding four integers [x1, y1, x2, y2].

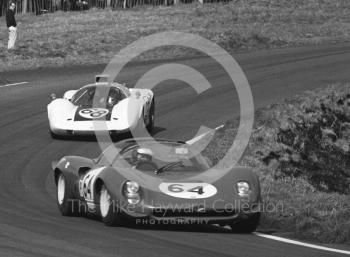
[[99, 184, 122, 226], [229, 212, 260, 233], [146, 99, 155, 133], [56, 173, 78, 216]]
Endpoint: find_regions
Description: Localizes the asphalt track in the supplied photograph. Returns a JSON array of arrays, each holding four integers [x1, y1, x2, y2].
[[1, 43, 350, 257]]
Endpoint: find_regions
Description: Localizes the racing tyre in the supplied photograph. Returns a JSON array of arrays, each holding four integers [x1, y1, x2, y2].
[[99, 184, 122, 226], [50, 130, 60, 139], [50, 129, 65, 140], [146, 99, 155, 133], [56, 173, 78, 216], [229, 212, 260, 233]]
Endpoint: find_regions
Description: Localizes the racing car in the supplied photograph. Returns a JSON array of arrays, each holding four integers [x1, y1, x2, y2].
[[47, 75, 155, 138], [52, 137, 261, 232]]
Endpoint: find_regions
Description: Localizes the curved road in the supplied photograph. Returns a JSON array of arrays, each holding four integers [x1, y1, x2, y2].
[[1, 43, 350, 257]]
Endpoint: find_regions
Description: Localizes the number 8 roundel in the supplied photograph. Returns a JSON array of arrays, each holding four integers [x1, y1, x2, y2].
[[78, 108, 109, 119], [159, 183, 217, 199]]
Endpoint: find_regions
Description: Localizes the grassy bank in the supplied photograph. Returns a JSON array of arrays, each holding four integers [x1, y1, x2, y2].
[[203, 85, 350, 243], [1, 0, 350, 70]]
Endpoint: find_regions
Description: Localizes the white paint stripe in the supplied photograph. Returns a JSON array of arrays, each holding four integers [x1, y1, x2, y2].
[[0, 81, 28, 88], [186, 124, 224, 145], [254, 232, 350, 255]]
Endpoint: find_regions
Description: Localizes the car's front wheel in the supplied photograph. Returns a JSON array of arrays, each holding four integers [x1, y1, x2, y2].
[[50, 130, 60, 139], [99, 184, 122, 226], [49, 129, 66, 140], [56, 173, 78, 216], [229, 212, 260, 233]]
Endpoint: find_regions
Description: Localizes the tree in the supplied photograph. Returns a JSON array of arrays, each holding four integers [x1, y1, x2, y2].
[[23, 0, 28, 13]]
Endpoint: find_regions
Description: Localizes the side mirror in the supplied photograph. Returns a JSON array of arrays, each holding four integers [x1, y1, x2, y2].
[[50, 93, 56, 101], [95, 74, 110, 83]]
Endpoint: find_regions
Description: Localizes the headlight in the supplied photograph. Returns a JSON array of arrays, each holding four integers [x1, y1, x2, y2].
[[126, 194, 140, 204], [124, 181, 141, 204], [237, 181, 250, 197], [126, 181, 139, 194]]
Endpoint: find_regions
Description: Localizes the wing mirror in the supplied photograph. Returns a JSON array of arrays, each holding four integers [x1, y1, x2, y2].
[[95, 74, 110, 83], [50, 93, 57, 101]]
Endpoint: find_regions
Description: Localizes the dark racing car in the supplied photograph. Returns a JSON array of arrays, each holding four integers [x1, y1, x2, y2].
[[52, 138, 261, 232]]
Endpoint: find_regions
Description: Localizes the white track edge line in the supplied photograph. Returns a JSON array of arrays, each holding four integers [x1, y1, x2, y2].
[[187, 126, 350, 255], [254, 232, 350, 255], [0, 82, 28, 88], [186, 124, 224, 145]]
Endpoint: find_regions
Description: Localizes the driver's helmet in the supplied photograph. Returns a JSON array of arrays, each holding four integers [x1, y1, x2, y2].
[[132, 148, 153, 163], [107, 96, 115, 106]]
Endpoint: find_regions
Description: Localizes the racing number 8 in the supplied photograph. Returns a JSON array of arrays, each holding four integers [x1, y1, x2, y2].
[[80, 109, 108, 118], [168, 184, 204, 195], [91, 110, 108, 118], [81, 109, 94, 114]]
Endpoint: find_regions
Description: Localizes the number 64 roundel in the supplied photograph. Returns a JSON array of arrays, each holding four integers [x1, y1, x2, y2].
[[159, 183, 217, 199]]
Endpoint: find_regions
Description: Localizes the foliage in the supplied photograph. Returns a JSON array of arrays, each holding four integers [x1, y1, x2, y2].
[[260, 87, 350, 194], [204, 85, 350, 243], [2, 0, 350, 70]]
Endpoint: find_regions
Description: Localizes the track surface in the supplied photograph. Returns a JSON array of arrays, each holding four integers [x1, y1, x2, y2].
[[1, 43, 350, 257]]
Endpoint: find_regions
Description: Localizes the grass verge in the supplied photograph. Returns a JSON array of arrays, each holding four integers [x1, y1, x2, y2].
[[1, 0, 350, 71], [203, 84, 350, 244]]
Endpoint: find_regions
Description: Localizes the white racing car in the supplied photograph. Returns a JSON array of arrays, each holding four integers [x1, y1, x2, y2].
[[47, 75, 155, 138]]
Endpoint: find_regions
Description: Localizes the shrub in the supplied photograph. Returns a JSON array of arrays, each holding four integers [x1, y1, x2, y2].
[[204, 84, 350, 243], [262, 87, 350, 194]]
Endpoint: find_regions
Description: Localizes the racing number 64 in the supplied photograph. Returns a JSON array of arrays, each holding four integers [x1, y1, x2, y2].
[[159, 183, 217, 199], [168, 184, 204, 195]]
